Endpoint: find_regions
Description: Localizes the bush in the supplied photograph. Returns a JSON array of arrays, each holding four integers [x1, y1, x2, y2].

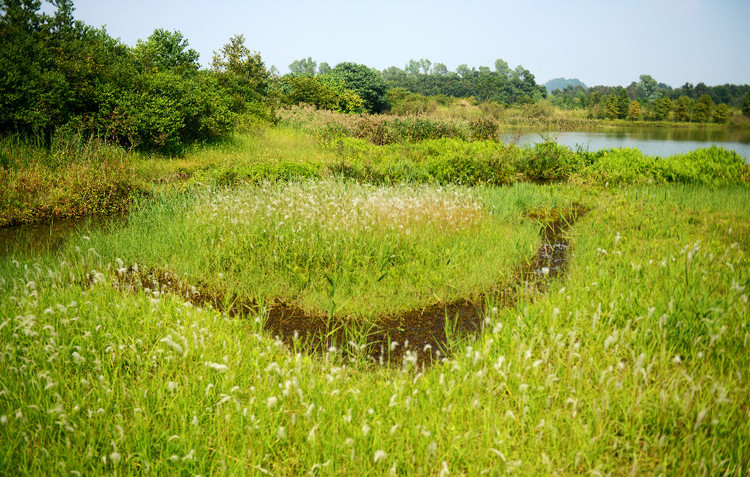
[[518, 137, 577, 182]]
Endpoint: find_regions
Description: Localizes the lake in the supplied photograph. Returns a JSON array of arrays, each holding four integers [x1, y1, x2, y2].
[[499, 127, 750, 162]]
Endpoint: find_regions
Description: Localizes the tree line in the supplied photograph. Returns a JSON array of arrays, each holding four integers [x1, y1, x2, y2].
[[2, 1, 748, 156], [547, 75, 750, 123], [0, 0, 390, 153]]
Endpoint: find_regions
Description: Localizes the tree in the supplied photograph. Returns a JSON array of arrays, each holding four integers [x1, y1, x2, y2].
[[711, 103, 730, 123], [405, 59, 421, 76], [288, 56, 316, 76], [318, 62, 331, 75], [692, 94, 713, 122], [211, 34, 270, 109], [419, 58, 432, 74], [432, 63, 449, 76], [329, 62, 388, 113], [627, 100, 641, 120], [652, 96, 672, 120], [605, 93, 620, 119], [456, 64, 472, 78], [494, 59, 510, 78], [743, 93, 750, 117], [673, 96, 692, 122], [134, 29, 199, 73], [278, 74, 362, 113], [617, 88, 630, 119], [636, 74, 660, 102]]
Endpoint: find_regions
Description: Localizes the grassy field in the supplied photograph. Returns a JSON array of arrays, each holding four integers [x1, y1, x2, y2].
[[1, 122, 749, 475]]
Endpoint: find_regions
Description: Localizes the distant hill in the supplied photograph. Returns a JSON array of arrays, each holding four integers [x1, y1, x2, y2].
[[545, 78, 587, 93]]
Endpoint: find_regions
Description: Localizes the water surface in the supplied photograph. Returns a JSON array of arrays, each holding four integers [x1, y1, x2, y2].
[[500, 127, 750, 161]]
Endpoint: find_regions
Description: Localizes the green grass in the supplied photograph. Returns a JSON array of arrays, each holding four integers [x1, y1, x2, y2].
[[82, 180, 543, 318], [2, 181, 749, 475], [1, 121, 750, 475]]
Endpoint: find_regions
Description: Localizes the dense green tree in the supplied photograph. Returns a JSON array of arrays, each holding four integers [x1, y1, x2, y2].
[[329, 62, 388, 113], [617, 88, 630, 119], [673, 96, 692, 122], [211, 34, 270, 112], [692, 94, 713, 122], [636, 74, 660, 102], [652, 96, 672, 120], [711, 103, 730, 123], [456, 64, 472, 78], [288, 56, 316, 76], [742, 93, 750, 117], [627, 100, 641, 120], [277, 74, 363, 113], [134, 29, 199, 73], [318, 62, 331, 75], [405, 59, 421, 76], [0, 0, 137, 137], [605, 93, 620, 119]]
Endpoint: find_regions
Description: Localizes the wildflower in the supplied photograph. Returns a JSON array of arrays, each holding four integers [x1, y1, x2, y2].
[[427, 441, 437, 457], [205, 362, 227, 372], [267, 396, 278, 409], [373, 450, 387, 463], [71, 351, 86, 365], [277, 427, 287, 439], [161, 336, 184, 355]]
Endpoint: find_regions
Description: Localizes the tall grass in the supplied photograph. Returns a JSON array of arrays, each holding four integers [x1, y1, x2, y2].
[[86, 180, 541, 318], [0, 132, 140, 226], [1, 183, 748, 475]]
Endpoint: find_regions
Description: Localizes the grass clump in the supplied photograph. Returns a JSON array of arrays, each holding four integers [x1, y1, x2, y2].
[[0, 133, 142, 226], [89, 180, 540, 318]]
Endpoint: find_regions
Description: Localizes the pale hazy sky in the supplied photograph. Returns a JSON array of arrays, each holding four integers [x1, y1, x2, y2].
[[54, 0, 749, 88]]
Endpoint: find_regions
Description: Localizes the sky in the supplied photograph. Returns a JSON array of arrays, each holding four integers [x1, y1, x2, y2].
[[52, 0, 750, 88]]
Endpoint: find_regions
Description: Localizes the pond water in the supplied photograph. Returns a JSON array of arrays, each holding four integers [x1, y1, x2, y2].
[[0, 215, 124, 259], [499, 127, 750, 162]]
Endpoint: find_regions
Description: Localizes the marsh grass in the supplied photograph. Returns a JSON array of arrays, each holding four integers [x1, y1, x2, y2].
[[0, 133, 140, 226], [86, 180, 541, 319], [1, 183, 748, 476]]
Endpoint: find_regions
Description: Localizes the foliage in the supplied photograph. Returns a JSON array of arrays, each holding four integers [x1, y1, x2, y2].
[[383, 58, 547, 105], [627, 100, 641, 120], [329, 62, 389, 114], [673, 96, 692, 122], [0, 2, 245, 153], [652, 96, 672, 120], [133, 28, 199, 73], [0, 131, 140, 226], [210, 34, 271, 115], [276, 74, 364, 113], [288, 56, 317, 76], [113, 70, 235, 154], [692, 94, 713, 123]]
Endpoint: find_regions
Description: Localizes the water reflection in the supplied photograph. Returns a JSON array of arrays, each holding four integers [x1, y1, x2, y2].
[[500, 127, 750, 161], [0, 215, 124, 258]]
